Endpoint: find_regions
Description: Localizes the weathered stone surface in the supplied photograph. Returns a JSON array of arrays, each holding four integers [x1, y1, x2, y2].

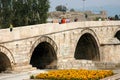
[[0, 21, 120, 72]]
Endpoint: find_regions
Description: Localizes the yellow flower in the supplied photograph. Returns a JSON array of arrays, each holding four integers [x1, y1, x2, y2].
[[33, 69, 114, 80]]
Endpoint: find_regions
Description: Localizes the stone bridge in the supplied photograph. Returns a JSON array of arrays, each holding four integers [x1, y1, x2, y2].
[[0, 21, 120, 72]]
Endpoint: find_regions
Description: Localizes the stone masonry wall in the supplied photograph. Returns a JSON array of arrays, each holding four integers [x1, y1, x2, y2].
[[0, 21, 120, 70]]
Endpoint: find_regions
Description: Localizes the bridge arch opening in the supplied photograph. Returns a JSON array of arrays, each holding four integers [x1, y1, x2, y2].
[[114, 30, 120, 40], [30, 42, 57, 69], [0, 52, 12, 73], [74, 33, 100, 61]]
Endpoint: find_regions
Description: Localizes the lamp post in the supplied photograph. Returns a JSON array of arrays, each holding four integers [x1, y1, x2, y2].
[[82, 0, 87, 21]]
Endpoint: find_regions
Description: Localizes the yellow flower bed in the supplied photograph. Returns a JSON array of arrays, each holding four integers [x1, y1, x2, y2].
[[33, 69, 113, 80]]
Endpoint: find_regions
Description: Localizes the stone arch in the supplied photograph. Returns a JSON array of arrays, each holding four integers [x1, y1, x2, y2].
[[74, 29, 100, 61], [0, 45, 15, 72], [114, 29, 120, 40], [29, 36, 58, 69]]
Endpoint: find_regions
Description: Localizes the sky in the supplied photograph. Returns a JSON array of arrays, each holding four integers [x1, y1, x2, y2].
[[49, 0, 120, 16]]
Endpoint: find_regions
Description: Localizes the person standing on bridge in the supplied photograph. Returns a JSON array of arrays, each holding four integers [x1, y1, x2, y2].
[[9, 24, 13, 32], [61, 17, 66, 24]]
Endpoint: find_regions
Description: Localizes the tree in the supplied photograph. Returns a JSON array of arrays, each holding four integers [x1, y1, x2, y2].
[[55, 5, 67, 12], [70, 8, 75, 12], [0, 0, 50, 28], [0, 0, 13, 28], [115, 14, 119, 20]]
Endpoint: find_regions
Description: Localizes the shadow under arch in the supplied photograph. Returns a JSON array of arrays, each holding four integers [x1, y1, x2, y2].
[[0, 45, 15, 72], [114, 30, 120, 40], [74, 29, 100, 61], [30, 36, 58, 69], [0, 52, 12, 72]]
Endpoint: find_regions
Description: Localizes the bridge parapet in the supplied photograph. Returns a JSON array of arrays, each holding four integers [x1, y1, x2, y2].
[[0, 21, 120, 43]]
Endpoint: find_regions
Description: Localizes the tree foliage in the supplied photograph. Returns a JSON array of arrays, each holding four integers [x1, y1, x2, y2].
[[70, 8, 75, 12], [55, 5, 67, 12], [0, 0, 50, 28], [115, 14, 119, 20]]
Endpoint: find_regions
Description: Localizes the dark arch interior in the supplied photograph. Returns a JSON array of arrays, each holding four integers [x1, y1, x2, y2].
[[0, 52, 12, 73], [74, 33, 100, 61], [115, 31, 120, 40], [30, 42, 57, 69]]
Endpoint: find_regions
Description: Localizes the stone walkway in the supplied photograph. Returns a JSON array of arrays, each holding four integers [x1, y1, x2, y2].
[[101, 73, 120, 80], [0, 70, 47, 80], [0, 69, 120, 80], [100, 69, 120, 80]]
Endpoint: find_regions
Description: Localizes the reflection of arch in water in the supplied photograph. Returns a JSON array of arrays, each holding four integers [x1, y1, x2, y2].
[[74, 29, 100, 61], [29, 36, 58, 69], [0, 45, 15, 72]]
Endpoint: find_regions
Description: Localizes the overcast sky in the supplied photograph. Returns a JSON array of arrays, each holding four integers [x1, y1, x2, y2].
[[49, 0, 120, 16]]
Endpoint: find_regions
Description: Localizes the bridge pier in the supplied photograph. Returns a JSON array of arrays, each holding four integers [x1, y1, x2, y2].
[[12, 62, 36, 72]]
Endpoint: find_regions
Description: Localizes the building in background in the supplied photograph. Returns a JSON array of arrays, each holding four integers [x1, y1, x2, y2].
[[47, 10, 107, 23]]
